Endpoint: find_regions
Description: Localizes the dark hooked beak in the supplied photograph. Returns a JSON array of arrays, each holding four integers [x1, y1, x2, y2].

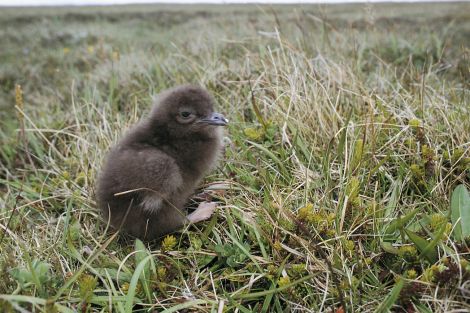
[[200, 112, 228, 126]]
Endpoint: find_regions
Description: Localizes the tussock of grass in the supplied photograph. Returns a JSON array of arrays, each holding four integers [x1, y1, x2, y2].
[[1, 3, 470, 312]]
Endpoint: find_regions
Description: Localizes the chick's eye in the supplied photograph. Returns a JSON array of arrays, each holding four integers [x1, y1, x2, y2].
[[180, 111, 192, 118]]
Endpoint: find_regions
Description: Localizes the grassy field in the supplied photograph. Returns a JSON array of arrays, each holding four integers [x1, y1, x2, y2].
[[1, 2, 470, 312]]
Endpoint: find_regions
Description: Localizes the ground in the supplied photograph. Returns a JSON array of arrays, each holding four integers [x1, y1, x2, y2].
[[0, 2, 469, 312]]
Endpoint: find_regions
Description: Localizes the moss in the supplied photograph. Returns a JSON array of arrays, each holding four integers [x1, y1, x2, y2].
[[161, 235, 177, 252]]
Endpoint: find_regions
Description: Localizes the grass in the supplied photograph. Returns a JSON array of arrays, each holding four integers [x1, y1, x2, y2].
[[0, 2, 469, 312]]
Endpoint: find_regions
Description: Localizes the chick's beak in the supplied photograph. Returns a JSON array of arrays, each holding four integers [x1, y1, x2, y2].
[[200, 112, 228, 126]]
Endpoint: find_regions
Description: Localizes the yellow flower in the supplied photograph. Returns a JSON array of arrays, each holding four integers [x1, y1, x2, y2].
[[297, 203, 314, 220], [121, 282, 129, 292], [79, 274, 97, 300], [408, 119, 421, 128], [162, 235, 177, 251], [344, 240, 355, 252], [398, 245, 417, 261], [278, 276, 291, 288], [326, 213, 336, 225], [351, 139, 364, 169], [444, 222, 452, 237], [156, 266, 167, 280], [62, 171, 70, 180], [422, 145, 435, 160], [63, 47, 70, 54], [326, 229, 336, 238], [410, 164, 424, 178], [421, 267, 434, 283], [273, 241, 282, 251], [87, 45, 95, 54], [406, 269, 417, 279], [346, 176, 360, 206], [75, 171, 87, 186], [244, 127, 265, 141], [266, 265, 277, 279], [429, 213, 446, 231]]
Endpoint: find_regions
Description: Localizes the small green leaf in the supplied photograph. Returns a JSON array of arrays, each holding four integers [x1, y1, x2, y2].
[[10, 268, 30, 288], [420, 221, 447, 261], [385, 208, 420, 235], [415, 302, 433, 313], [10, 259, 51, 289], [215, 242, 250, 268], [383, 178, 402, 221], [450, 184, 470, 242], [134, 239, 148, 266], [380, 241, 400, 255], [32, 260, 51, 284], [404, 229, 438, 263]]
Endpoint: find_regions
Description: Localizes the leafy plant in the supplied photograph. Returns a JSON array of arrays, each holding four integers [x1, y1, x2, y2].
[[214, 242, 251, 268], [10, 259, 51, 296]]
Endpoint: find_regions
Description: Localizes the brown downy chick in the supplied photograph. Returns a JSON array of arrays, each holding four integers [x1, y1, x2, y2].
[[96, 85, 228, 240]]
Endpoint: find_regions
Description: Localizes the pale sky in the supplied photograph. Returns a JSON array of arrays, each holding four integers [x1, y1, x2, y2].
[[0, 0, 458, 6]]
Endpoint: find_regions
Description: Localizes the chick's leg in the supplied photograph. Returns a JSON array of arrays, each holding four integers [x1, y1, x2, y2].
[[187, 201, 217, 223]]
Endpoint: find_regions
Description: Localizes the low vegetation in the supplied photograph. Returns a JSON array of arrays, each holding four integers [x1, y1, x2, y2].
[[0, 3, 469, 312]]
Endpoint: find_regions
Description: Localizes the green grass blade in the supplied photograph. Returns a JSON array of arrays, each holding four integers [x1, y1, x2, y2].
[[380, 241, 400, 255], [383, 178, 402, 221], [0, 295, 75, 313], [337, 110, 353, 160], [160, 299, 209, 313], [124, 254, 152, 313], [404, 229, 438, 263], [134, 239, 153, 302], [420, 221, 446, 262], [247, 140, 288, 178], [451, 184, 470, 242], [373, 278, 405, 313], [233, 274, 315, 300], [385, 208, 420, 235]]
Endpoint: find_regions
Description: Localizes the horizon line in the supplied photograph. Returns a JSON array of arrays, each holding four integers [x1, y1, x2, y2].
[[0, 0, 465, 8]]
